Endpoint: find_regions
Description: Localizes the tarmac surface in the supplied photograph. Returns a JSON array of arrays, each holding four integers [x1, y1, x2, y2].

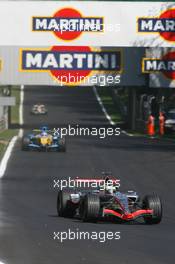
[[0, 86, 174, 264]]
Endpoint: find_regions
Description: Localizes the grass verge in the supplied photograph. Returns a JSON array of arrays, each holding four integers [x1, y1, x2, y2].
[[0, 86, 20, 160], [11, 86, 20, 124], [96, 86, 123, 124]]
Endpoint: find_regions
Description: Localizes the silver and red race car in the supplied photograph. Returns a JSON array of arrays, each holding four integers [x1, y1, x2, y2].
[[57, 174, 162, 224]]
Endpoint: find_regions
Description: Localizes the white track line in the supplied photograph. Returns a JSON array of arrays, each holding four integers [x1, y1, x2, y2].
[[0, 85, 24, 178], [93, 86, 133, 137], [0, 136, 18, 178], [93, 86, 115, 125], [121, 130, 134, 137]]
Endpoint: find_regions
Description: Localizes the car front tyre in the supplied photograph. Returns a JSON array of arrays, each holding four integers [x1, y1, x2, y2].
[[80, 194, 100, 222], [142, 194, 162, 224]]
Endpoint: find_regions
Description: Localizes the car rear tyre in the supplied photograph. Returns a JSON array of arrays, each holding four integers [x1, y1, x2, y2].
[[57, 190, 75, 218], [80, 194, 100, 222], [142, 194, 162, 224], [58, 137, 66, 152], [22, 137, 30, 151]]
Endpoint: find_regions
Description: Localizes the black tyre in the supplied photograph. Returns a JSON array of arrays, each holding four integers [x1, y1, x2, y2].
[[58, 137, 66, 152], [22, 137, 30, 151], [80, 194, 100, 222], [57, 190, 75, 218], [142, 194, 162, 224]]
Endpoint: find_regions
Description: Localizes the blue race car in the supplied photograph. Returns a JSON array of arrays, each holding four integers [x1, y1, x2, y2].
[[22, 126, 66, 152]]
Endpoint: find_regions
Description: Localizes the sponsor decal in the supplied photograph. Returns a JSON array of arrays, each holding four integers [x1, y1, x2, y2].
[[142, 51, 175, 79], [138, 9, 175, 42], [20, 46, 122, 85], [32, 7, 104, 41]]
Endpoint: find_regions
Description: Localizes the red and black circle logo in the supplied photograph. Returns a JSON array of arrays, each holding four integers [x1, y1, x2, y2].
[[159, 9, 175, 42], [162, 51, 175, 79], [50, 46, 92, 83], [53, 8, 83, 41]]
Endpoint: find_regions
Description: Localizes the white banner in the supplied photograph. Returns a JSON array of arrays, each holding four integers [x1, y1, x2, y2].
[[0, 1, 175, 47], [0, 47, 145, 86]]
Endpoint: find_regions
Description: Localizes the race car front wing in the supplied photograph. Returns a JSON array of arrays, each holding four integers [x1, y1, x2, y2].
[[103, 208, 153, 221]]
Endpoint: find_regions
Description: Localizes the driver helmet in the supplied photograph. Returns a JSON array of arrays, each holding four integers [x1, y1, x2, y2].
[[105, 182, 118, 194], [102, 172, 118, 194]]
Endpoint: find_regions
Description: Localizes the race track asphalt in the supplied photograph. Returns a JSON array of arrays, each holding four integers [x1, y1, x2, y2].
[[0, 86, 174, 264]]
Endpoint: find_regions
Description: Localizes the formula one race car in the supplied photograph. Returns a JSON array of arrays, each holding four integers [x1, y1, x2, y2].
[[22, 126, 66, 152], [31, 104, 47, 115], [57, 174, 162, 224]]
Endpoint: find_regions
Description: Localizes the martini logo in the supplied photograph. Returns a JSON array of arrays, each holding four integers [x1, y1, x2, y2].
[[138, 9, 175, 42], [20, 46, 122, 84], [32, 8, 104, 41], [142, 52, 175, 79]]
